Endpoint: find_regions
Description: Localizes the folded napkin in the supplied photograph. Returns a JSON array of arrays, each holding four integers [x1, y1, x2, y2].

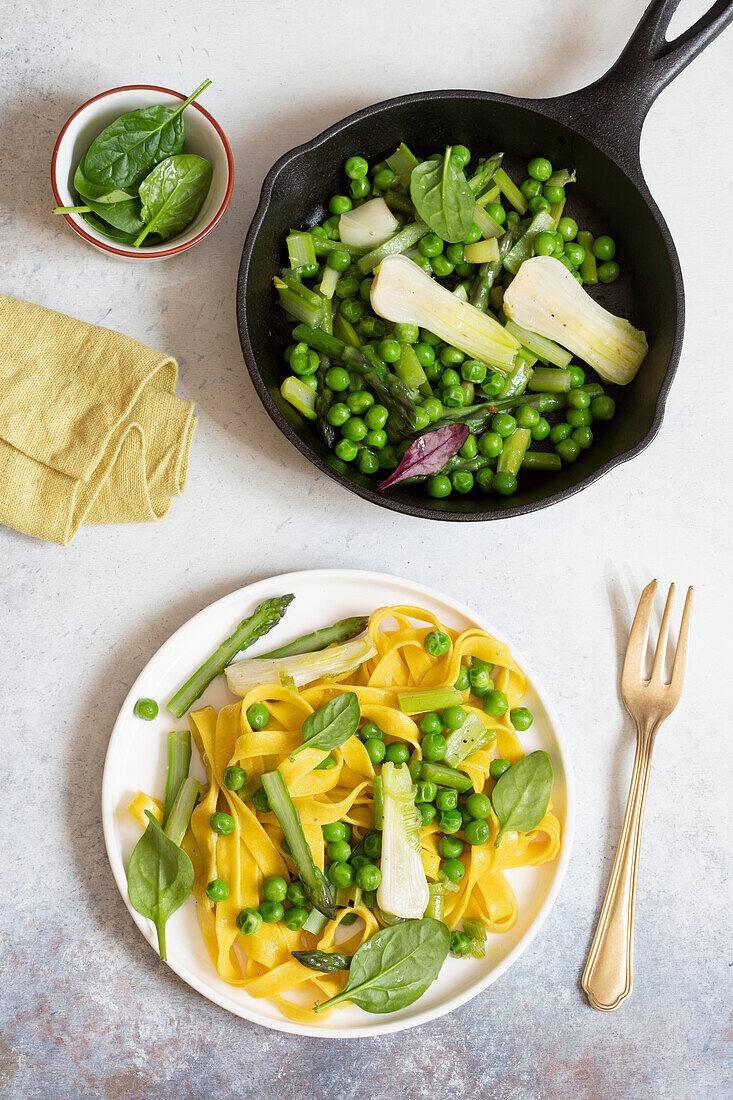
[[0, 293, 196, 545]]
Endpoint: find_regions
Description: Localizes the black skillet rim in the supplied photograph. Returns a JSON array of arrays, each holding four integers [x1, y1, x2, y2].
[[236, 87, 684, 523]]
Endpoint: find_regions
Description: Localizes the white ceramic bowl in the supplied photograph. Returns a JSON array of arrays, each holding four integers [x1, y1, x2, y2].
[[51, 84, 234, 259]]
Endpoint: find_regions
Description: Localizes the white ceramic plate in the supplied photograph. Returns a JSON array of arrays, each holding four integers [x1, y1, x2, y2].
[[102, 569, 574, 1037]]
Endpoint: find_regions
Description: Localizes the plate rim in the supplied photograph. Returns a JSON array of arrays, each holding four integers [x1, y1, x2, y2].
[[102, 567, 575, 1038]]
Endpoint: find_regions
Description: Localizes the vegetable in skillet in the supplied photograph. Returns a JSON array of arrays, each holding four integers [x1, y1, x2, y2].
[[167, 594, 294, 718], [53, 79, 213, 247]]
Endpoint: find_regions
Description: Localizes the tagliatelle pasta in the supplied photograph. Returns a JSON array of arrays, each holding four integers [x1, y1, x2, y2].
[[129, 604, 561, 1023]]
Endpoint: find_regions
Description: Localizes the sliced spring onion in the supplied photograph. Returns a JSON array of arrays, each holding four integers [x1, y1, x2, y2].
[[386, 142, 420, 187], [444, 712, 496, 767], [496, 426, 532, 476], [472, 205, 504, 240], [464, 238, 500, 264], [398, 685, 461, 715], [286, 230, 316, 269], [318, 265, 340, 300], [494, 167, 527, 214], [280, 375, 317, 419]]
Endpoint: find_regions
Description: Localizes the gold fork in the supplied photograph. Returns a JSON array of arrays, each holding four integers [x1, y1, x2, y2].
[[581, 579, 694, 1011]]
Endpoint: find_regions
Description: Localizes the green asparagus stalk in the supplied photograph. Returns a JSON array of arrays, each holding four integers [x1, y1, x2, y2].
[[357, 222, 430, 274], [420, 760, 473, 793], [577, 231, 598, 285], [293, 950, 351, 973], [164, 777, 200, 847], [496, 427, 532, 476], [468, 153, 503, 194], [528, 367, 574, 393], [314, 356, 335, 449], [260, 769, 336, 919], [257, 615, 368, 660], [163, 730, 192, 826], [521, 451, 562, 471], [469, 225, 520, 309], [167, 595, 294, 718]]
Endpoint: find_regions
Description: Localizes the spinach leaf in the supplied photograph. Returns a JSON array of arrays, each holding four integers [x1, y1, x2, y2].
[[82, 78, 210, 192], [79, 194, 146, 236], [293, 950, 351, 973], [74, 161, 135, 205], [126, 810, 194, 960], [134, 154, 212, 247], [80, 212, 144, 245], [491, 749, 554, 847], [289, 691, 361, 760], [409, 147, 475, 243], [313, 917, 450, 1014]]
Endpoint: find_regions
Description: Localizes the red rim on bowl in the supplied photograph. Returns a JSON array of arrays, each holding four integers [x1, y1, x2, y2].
[[51, 84, 234, 258]]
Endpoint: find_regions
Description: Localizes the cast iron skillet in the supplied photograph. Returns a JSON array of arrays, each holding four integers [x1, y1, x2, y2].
[[237, 0, 731, 521]]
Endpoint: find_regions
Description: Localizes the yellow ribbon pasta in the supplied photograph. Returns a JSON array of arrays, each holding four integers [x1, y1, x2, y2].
[[130, 604, 561, 1023]]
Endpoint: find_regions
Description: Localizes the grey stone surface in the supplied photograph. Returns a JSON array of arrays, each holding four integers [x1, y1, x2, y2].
[[1, 1, 731, 1097]]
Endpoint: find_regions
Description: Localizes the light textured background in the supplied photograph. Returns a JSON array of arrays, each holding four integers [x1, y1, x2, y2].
[[1, 1, 731, 1097]]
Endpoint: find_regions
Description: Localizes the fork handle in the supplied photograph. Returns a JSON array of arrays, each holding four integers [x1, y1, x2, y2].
[[581, 717, 658, 1010]]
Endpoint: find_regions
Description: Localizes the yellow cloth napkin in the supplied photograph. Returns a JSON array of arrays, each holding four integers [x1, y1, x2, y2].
[[0, 293, 196, 545]]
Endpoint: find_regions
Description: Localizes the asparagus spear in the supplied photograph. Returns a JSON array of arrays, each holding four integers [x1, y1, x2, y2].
[[468, 152, 503, 194], [470, 224, 520, 309], [164, 777, 200, 847], [166, 595, 294, 719], [293, 950, 351, 973], [257, 615, 368, 660], [260, 769, 337, 919], [163, 730, 192, 826], [315, 355, 335, 448]]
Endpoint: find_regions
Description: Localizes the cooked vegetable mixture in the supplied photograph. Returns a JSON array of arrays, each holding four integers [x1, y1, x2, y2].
[[54, 80, 213, 247], [274, 144, 648, 499], [126, 596, 560, 1023]]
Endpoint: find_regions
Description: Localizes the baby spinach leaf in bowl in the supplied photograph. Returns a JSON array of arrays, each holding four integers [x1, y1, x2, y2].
[[134, 154, 213, 247]]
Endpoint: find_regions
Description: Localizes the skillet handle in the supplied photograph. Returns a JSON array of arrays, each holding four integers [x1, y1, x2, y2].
[[541, 0, 733, 174]]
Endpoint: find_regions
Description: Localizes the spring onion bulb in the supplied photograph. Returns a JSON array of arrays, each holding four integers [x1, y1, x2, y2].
[[377, 763, 429, 920], [225, 632, 377, 695], [503, 256, 648, 385], [370, 254, 520, 371], [338, 198, 399, 248]]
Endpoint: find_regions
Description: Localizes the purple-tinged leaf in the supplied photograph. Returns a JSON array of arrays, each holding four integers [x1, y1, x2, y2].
[[379, 424, 470, 491]]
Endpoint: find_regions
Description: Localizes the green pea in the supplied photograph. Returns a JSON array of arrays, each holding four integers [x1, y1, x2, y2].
[[298, 261, 320, 278], [325, 366, 350, 392], [354, 863, 381, 892], [533, 230, 557, 257], [359, 721, 382, 741], [481, 371, 505, 397], [557, 216, 578, 241], [440, 346, 465, 367], [450, 930, 472, 955], [442, 705, 467, 730], [223, 765, 247, 791], [414, 342, 436, 367], [422, 397, 443, 423], [438, 835, 464, 859], [413, 256, 433, 274], [463, 222, 482, 243], [328, 861, 354, 887], [418, 232, 444, 257], [325, 249, 350, 273], [573, 426, 594, 449], [492, 413, 516, 438], [210, 812, 235, 836], [412, 406, 431, 433], [133, 697, 158, 721], [592, 235, 616, 260], [567, 408, 592, 428], [493, 472, 517, 496], [252, 787, 270, 813], [484, 689, 508, 717], [567, 388, 591, 409], [465, 792, 491, 820], [416, 781, 438, 803], [567, 364, 586, 389], [454, 664, 471, 691], [431, 255, 454, 277], [364, 738, 386, 765], [259, 900, 284, 923], [598, 260, 620, 283], [373, 167, 397, 190], [338, 298, 364, 324], [427, 474, 452, 498], [246, 703, 270, 730], [476, 468, 493, 493], [375, 338, 400, 364], [358, 316, 385, 340], [459, 436, 479, 464], [469, 663, 493, 695], [358, 277, 374, 301], [365, 429, 386, 451], [464, 818, 491, 845], [440, 369, 460, 390], [435, 787, 458, 812], [424, 630, 451, 657], [322, 821, 349, 843], [418, 802, 437, 826], [475, 431, 500, 459], [420, 712, 444, 735], [509, 707, 533, 732], [556, 438, 580, 462], [300, 374, 318, 392], [451, 144, 471, 167], [206, 878, 229, 902], [261, 875, 288, 903], [506, 210, 521, 227], [489, 758, 511, 781], [384, 742, 410, 765], [451, 470, 474, 495], [286, 881, 308, 906], [486, 202, 506, 224], [514, 405, 540, 429], [329, 195, 352, 215], [549, 422, 572, 445], [527, 156, 552, 181], [326, 402, 350, 428], [350, 854, 371, 872], [322, 215, 340, 238], [327, 839, 352, 863], [446, 243, 465, 265], [341, 416, 367, 443], [439, 810, 463, 835], [441, 857, 465, 882], [564, 241, 586, 267], [441, 385, 466, 408], [345, 155, 368, 179], [529, 417, 550, 441], [421, 732, 447, 761], [236, 907, 262, 936], [335, 439, 357, 463], [543, 184, 565, 204], [364, 832, 382, 859], [528, 195, 551, 215], [521, 177, 543, 200], [359, 404, 386, 433], [346, 391, 374, 417], [409, 759, 422, 781], [283, 906, 308, 931], [591, 394, 616, 420]]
